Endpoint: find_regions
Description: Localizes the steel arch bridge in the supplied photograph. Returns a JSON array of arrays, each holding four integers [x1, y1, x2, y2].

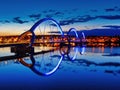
[[18, 18, 64, 47], [18, 18, 86, 48]]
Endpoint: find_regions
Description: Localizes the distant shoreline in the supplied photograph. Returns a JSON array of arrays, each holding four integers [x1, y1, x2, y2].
[[0, 35, 119, 47]]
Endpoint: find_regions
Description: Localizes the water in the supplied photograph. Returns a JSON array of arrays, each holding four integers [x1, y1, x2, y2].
[[0, 46, 120, 90]]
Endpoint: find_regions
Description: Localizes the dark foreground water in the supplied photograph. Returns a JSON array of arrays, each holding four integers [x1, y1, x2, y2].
[[0, 47, 120, 90]]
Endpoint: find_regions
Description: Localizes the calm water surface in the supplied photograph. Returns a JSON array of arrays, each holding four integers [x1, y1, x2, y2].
[[0, 47, 120, 90]]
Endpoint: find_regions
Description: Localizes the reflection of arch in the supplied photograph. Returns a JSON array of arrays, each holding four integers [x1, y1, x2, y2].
[[18, 57, 35, 68], [30, 53, 64, 76], [59, 43, 70, 55], [59, 45, 78, 61], [67, 46, 78, 61], [60, 46, 85, 60], [18, 51, 63, 76], [79, 46, 85, 55]]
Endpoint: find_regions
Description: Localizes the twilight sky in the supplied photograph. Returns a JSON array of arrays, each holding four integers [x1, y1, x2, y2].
[[0, 0, 120, 35]]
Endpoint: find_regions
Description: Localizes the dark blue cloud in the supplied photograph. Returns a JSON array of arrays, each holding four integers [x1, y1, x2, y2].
[[54, 11, 64, 16], [43, 10, 47, 13], [45, 14, 53, 18], [59, 15, 120, 26], [102, 25, 120, 29], [117, 8, 120, 11], [42, 9, 56, 14], [29, 14, 41, 20], [105, 8, 115, 12], [48, 9, 56, 12], [105, 6, 120, 12], [59, 19, 73, 25], [0, 20, 10, 24], [90, 9, 98, 12], [45, 10, 64, 18], [4, 20, 10, 23], [98, 15, 120, 20], [59, 15, 96, 25], [13, 17, 28, 24]]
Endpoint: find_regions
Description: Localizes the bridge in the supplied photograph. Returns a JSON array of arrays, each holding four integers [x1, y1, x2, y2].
[[0, 18, 85, 45]]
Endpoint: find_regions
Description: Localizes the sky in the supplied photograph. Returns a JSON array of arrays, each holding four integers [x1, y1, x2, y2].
[[0, 0, 120, 35]]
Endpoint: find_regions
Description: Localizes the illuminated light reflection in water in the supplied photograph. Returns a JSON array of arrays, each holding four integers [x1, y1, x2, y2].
[[0, 46, 120, 90]]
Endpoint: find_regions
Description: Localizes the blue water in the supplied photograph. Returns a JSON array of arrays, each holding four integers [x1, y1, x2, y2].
[[0, 47, 120, 90]]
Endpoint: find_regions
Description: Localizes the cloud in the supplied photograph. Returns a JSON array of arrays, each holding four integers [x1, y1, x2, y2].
[[102, 25, 120, 29], [59, 20, 73, 25], [54, 11, 64, 16], [13, 17, 28, 24], [118, 9, 120, 11], [45, 14, 53, 18], [45, 12, 64, 18], [4, 20, 10, 23], [44, 10, 64, 18], [105, 6, 120, 12], [59, 15, 96, 25], [98, 15, 120, 19], [105, 8, 115, 12], [42, 10, 47, 13], [42, 9, 66, 18], [48, 9, 56, 12], [28, 14, 41, 20], [59, 15, 120, 26], [42, 9, 56, 13], [90, 9, 98, 12], [0, 20, 10, 24]]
